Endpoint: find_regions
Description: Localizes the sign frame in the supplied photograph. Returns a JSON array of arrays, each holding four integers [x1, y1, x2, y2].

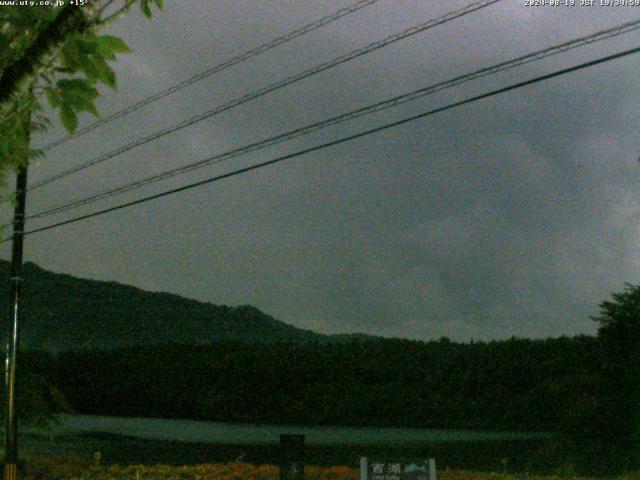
[[360, 457, 436, 480]]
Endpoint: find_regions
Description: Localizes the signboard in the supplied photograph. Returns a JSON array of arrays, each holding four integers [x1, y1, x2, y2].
[[360, 458, 436, 480]]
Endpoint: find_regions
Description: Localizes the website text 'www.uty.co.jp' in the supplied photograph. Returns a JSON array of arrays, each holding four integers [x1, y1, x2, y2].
[[0, 1, 88, 6]]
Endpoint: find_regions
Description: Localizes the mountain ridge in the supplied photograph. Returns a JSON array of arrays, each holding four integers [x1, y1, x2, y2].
[[0, 260, 377, 351]]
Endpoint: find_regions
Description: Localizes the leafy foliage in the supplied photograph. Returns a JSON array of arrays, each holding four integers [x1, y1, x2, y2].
[[585, 284, 640, 468], [141, 0, 164, 19], [0, 1, 162, 184], [4, 351, 70, 429], [0, 0, 161, 426]]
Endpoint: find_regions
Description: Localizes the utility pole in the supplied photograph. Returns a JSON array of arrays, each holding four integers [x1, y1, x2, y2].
[[3, 115, 30, 480]]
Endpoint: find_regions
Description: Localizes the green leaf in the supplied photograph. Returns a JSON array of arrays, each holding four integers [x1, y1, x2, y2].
[[75, 37, 99, 54], [98, 35, 131, 54], [61, 40, 81, 72], [57, 78, 93, 92], [95, 42, 116, 61], [154, 0, 164, 10], [141, 0, 153, 18], [85, 102, 100, 118], [60, 104, 78, 133], [57, 79, 98, 99], [60, 92, 99, 118], [0, 139, 9, 157], [57, 79, 99, 116], [92, 56, 117, 89], [60, 92, 88, 109], [77, 54, 101, 80], [45, 88, 59, 108]]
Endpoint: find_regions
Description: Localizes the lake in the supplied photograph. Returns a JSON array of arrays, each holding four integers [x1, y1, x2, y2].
[[20, 415, 551, 471], [36, 414, 548, 446]]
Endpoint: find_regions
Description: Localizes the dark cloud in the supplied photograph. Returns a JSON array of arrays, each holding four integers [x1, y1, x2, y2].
[[3, 0, 639, 341]]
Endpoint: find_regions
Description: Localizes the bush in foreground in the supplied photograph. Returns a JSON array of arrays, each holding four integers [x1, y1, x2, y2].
[[62, 462, 609, 480], [69, 462, 355, 480]]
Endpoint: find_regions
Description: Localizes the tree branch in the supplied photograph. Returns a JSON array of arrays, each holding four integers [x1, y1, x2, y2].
[[98, 0, 137, 26], [0, 5, 92, 107]]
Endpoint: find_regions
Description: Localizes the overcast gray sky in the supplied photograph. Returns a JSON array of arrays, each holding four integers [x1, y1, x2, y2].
[[2, 0, 639, 341]]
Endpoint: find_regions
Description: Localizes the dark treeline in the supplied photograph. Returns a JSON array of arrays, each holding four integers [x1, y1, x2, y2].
[[11, 333, 636, 474], [46, 336, 597, 432]]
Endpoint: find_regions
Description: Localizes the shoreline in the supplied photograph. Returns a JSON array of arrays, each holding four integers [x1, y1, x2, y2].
[[28, 414, 551, 446], [18, 431, 549, 472]]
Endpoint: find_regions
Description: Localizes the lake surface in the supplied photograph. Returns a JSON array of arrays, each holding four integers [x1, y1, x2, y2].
[[34, 414, 547, 445], [19, 415, 551, 470]]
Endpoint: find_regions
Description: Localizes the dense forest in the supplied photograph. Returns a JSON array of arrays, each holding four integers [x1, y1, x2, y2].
[[51, 336, 595, 431], [16, 329, 636, 473]]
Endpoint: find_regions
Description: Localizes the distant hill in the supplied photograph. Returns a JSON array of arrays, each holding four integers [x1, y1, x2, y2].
[[0, 260, 375, 351]]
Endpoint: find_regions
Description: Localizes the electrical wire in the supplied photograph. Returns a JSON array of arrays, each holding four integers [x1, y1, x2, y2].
[[36, 0, 383, 151], [24, 18, 640, 222], [25, 0, 503, 194], [6, 44, 639, 242]]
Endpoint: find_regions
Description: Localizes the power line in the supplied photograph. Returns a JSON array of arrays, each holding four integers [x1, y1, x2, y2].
[[25, 18, 640, 222], [25, 0, 502, 194], [35, 0, 383, 152], [8, 44, 640, 242]]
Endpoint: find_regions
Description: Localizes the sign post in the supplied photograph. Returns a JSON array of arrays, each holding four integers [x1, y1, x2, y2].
[[279, 434, 304, 480], [360, 457, 436, 480]]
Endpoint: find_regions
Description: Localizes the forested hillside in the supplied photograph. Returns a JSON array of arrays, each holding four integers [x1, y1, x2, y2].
[[0, 261, 338, 350]]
